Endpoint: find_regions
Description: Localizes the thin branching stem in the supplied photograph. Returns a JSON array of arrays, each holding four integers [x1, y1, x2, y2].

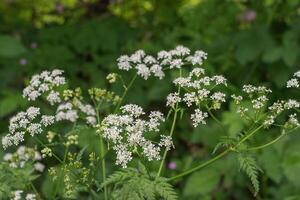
[[114, 73, 138, 113], [156, 69, 182, 179], [168, 125, 264, 181]]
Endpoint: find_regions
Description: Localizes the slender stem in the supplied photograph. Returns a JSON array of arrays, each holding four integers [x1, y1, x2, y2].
[[94, 103, 108, 200], [156, 69, 182, 179], [53, 145, 69, 198], [247, 134, 283, 151], [206, 106, 225, 131], [30, 182, 41, 200], [114, 73, 137, 113], [99, 135, 108, 200], [156, 108, 179, 179], [237, 125, 264, 146], [247, 127, 300, 151], [34, 138, 63, 163], [168, 149, 230, 181], [169, 125, 264, 181]]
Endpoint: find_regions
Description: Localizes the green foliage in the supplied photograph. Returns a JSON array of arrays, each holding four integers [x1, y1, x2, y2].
[[238, 153, 261, 196], [0, 35, 26, 57], [101, 163, 177, 200], [0, 0, 300, 199]]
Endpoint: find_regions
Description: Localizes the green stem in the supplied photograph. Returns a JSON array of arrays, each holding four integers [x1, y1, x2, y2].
[[247, 134, 283, 151], [100, 135, 108, 200], [168, 149, 230, 181], [94, 103, 108, 200], [114, 73, 137, 113], [53, 145, 69, 198], [237, 125, 264, 146], [247, 126, 300, 151], [30, 182, 41, 200], [156, 108, 179, 179], [206, 106, 225, 130], [168, 125, 264, 181], [34, 138, 63, 163], [156, 69, 182, 179]]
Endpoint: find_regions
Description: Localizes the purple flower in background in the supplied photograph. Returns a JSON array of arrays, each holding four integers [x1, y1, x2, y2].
[[19, 58, 27, 66], [168, 162, 177, 170], [238, 9, 257, 23], [56, 4, 64, 13], [30, 42, 37, 49]]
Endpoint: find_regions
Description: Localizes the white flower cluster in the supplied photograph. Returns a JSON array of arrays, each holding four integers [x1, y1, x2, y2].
[[3, 146, 44, 172], [117, 46, 208, 80], [56, 100, 97, 126], [264, 99, 300, 128], [232, 83, 300, 128], [11, 190, 36, 200], [191, 109, 208, 127], [167, 67, 227, 127], [23, 69, 65, 103], [2, 107, 55, 148], [242, 84, 272, 110], [56, 102, 79, 123], [100, 104, 170, 168], [287, 70, 300, 88]]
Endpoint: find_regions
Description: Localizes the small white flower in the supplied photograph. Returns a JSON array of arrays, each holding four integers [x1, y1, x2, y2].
[[12, 190, 23, 200], [166, 92, 181, 107], [143, 142, 160, 161], [287, 78, 299, 88], [136, 64, 151, 80], [186, 50, 207, 65], [46, 91, 61, 105], [39, 115, 54, 127], [159, 135, 174, 151], [86, 116, 97, 126], [121, 104, 145, 117], [150, 64, 165, 79], [183, 92, 196, 107], [190, 68, 205, 77], [191, 109, 208, 127], [294, 70, 300, 78], [117, 55, 131, 71], [284, 99, 300, 109], [170, 59, 184, 69], [263, 115, 275, 127], [27, 123, 42, 136], [34, 162, 45, 172], [26, 193, 36, 200], [26, 107, 40, 120], [211, 75, 227, 85], [23, 69, 66, 102], [114, 144, 132, 168], [211, 92, 226, 102]]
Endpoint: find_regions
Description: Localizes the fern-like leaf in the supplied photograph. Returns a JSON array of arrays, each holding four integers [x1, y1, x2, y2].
[[238, 153, 261, 196], [155, 178, 178, 200], [213, 136, 237, 154], [100, 168, 135, 189]]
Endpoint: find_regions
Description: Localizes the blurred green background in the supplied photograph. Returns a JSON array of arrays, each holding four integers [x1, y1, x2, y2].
[[0, 0, 300, 199]]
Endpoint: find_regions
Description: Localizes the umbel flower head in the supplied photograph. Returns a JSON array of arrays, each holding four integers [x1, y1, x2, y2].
[[2, 69, 98, 149], [3, 145, 45, 172], [286, 70, 300, 88], [167, 67, 227, 127], [117, 45, 208, 80], [23, 69, 65, 103], [98, 104, 172, 168]]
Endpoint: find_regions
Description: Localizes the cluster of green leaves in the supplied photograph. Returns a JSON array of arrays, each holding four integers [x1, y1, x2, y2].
[[100, 163, 177, 200]]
